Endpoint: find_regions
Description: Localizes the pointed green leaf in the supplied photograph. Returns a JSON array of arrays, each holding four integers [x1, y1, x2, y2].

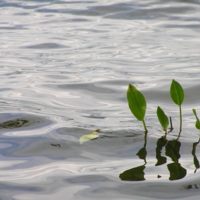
[[157, 106, 169, 132], [170, 79, 184, 106], [79, 129, 100, 144], [127, 84, 146, 121], [192, 109, 200, 130]]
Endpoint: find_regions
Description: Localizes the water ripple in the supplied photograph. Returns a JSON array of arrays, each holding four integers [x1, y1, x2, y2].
[[1, 0, 200, 199]]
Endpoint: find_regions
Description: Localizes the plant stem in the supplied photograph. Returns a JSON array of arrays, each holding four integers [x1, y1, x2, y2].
[[168, 116, 173, 133], [178, 105, 182, 137], [142, 119, 148, 134]]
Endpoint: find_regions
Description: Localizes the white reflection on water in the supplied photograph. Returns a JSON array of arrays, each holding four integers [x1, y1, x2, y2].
[[1, 0, 200, 199]]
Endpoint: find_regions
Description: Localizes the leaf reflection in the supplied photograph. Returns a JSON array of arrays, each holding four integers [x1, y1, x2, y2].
[[155, 136, 167, 166], [119, 165, 145, 181], [165, 140, 181, 163], [167, 163, 186, 181], [165, 140, 187, 181], [120, 134, 147, 181], [119, 136, 194, 182], [136, 135, 147, 164], [192, 139, 200, 173]]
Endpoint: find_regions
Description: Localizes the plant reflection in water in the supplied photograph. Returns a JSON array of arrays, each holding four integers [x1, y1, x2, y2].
[[192, 138, 200, 173], [165, 139, 186, 181], [120, 134, 147, 181], [120, 135, 200, 181]]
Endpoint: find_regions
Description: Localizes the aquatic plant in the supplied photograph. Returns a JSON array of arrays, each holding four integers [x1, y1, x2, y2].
[[127, 84, 148, 134], [78, 79, 200, 182], [79, 129, 100, 144], [80, 79, 199, 145], [170, 79, 184, 136], [127, 79, 186, 136], [157, 106, 169, 134], [192, 109, 200, 130]]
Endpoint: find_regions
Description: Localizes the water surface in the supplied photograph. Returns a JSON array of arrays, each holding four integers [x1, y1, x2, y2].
[[0, 0, 200, 199]]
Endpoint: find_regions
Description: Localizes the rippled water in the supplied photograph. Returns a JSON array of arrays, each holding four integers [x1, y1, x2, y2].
[[1, 0, 200, 199]]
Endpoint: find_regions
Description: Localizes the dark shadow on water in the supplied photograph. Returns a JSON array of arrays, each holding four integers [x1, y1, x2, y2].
[[0, 113, 52, 132], [119, 165, 146, 181], [155, 136, 167, 166], [119, 134, 200, 182], [120, 134, 147, 181], [165, 140, 187, 181], [0, 118, 29, 129], [192, 138, 200, 173]]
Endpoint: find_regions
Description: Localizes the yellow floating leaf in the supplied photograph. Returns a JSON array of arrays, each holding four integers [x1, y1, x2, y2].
[[79, 129, 100, 144]]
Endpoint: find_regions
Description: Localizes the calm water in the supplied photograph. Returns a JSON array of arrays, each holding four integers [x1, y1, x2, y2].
[[1, 0, 200, 199]]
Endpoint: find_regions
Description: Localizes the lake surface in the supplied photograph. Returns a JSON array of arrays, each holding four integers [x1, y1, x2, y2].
[[1, 0, 200, 199]]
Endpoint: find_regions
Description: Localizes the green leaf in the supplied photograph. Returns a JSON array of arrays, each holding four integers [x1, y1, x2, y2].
[[79, 129, 100, 144], [192, 109, 200, 130], [157, 106, 169, 132], [170, 79, 184, 106], [127, 84, 146, 121]]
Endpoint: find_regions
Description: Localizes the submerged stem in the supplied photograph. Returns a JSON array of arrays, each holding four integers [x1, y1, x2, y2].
[[142, 119, 148, 134]]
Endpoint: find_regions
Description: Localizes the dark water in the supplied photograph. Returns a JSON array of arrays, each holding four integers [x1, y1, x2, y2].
[[1, 0, 200, 199]]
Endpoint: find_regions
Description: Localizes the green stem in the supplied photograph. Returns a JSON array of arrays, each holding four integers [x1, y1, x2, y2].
[[178, 105, 182, 137], [142, 119, 148, 134]]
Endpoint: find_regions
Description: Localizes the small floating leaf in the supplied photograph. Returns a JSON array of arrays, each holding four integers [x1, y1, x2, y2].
[[157, 106, 169, 133], [79, 129, 100, 144], [170, 79, 184, 106], [127, 84, 146, 121], [192, 109, 200, 130]]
